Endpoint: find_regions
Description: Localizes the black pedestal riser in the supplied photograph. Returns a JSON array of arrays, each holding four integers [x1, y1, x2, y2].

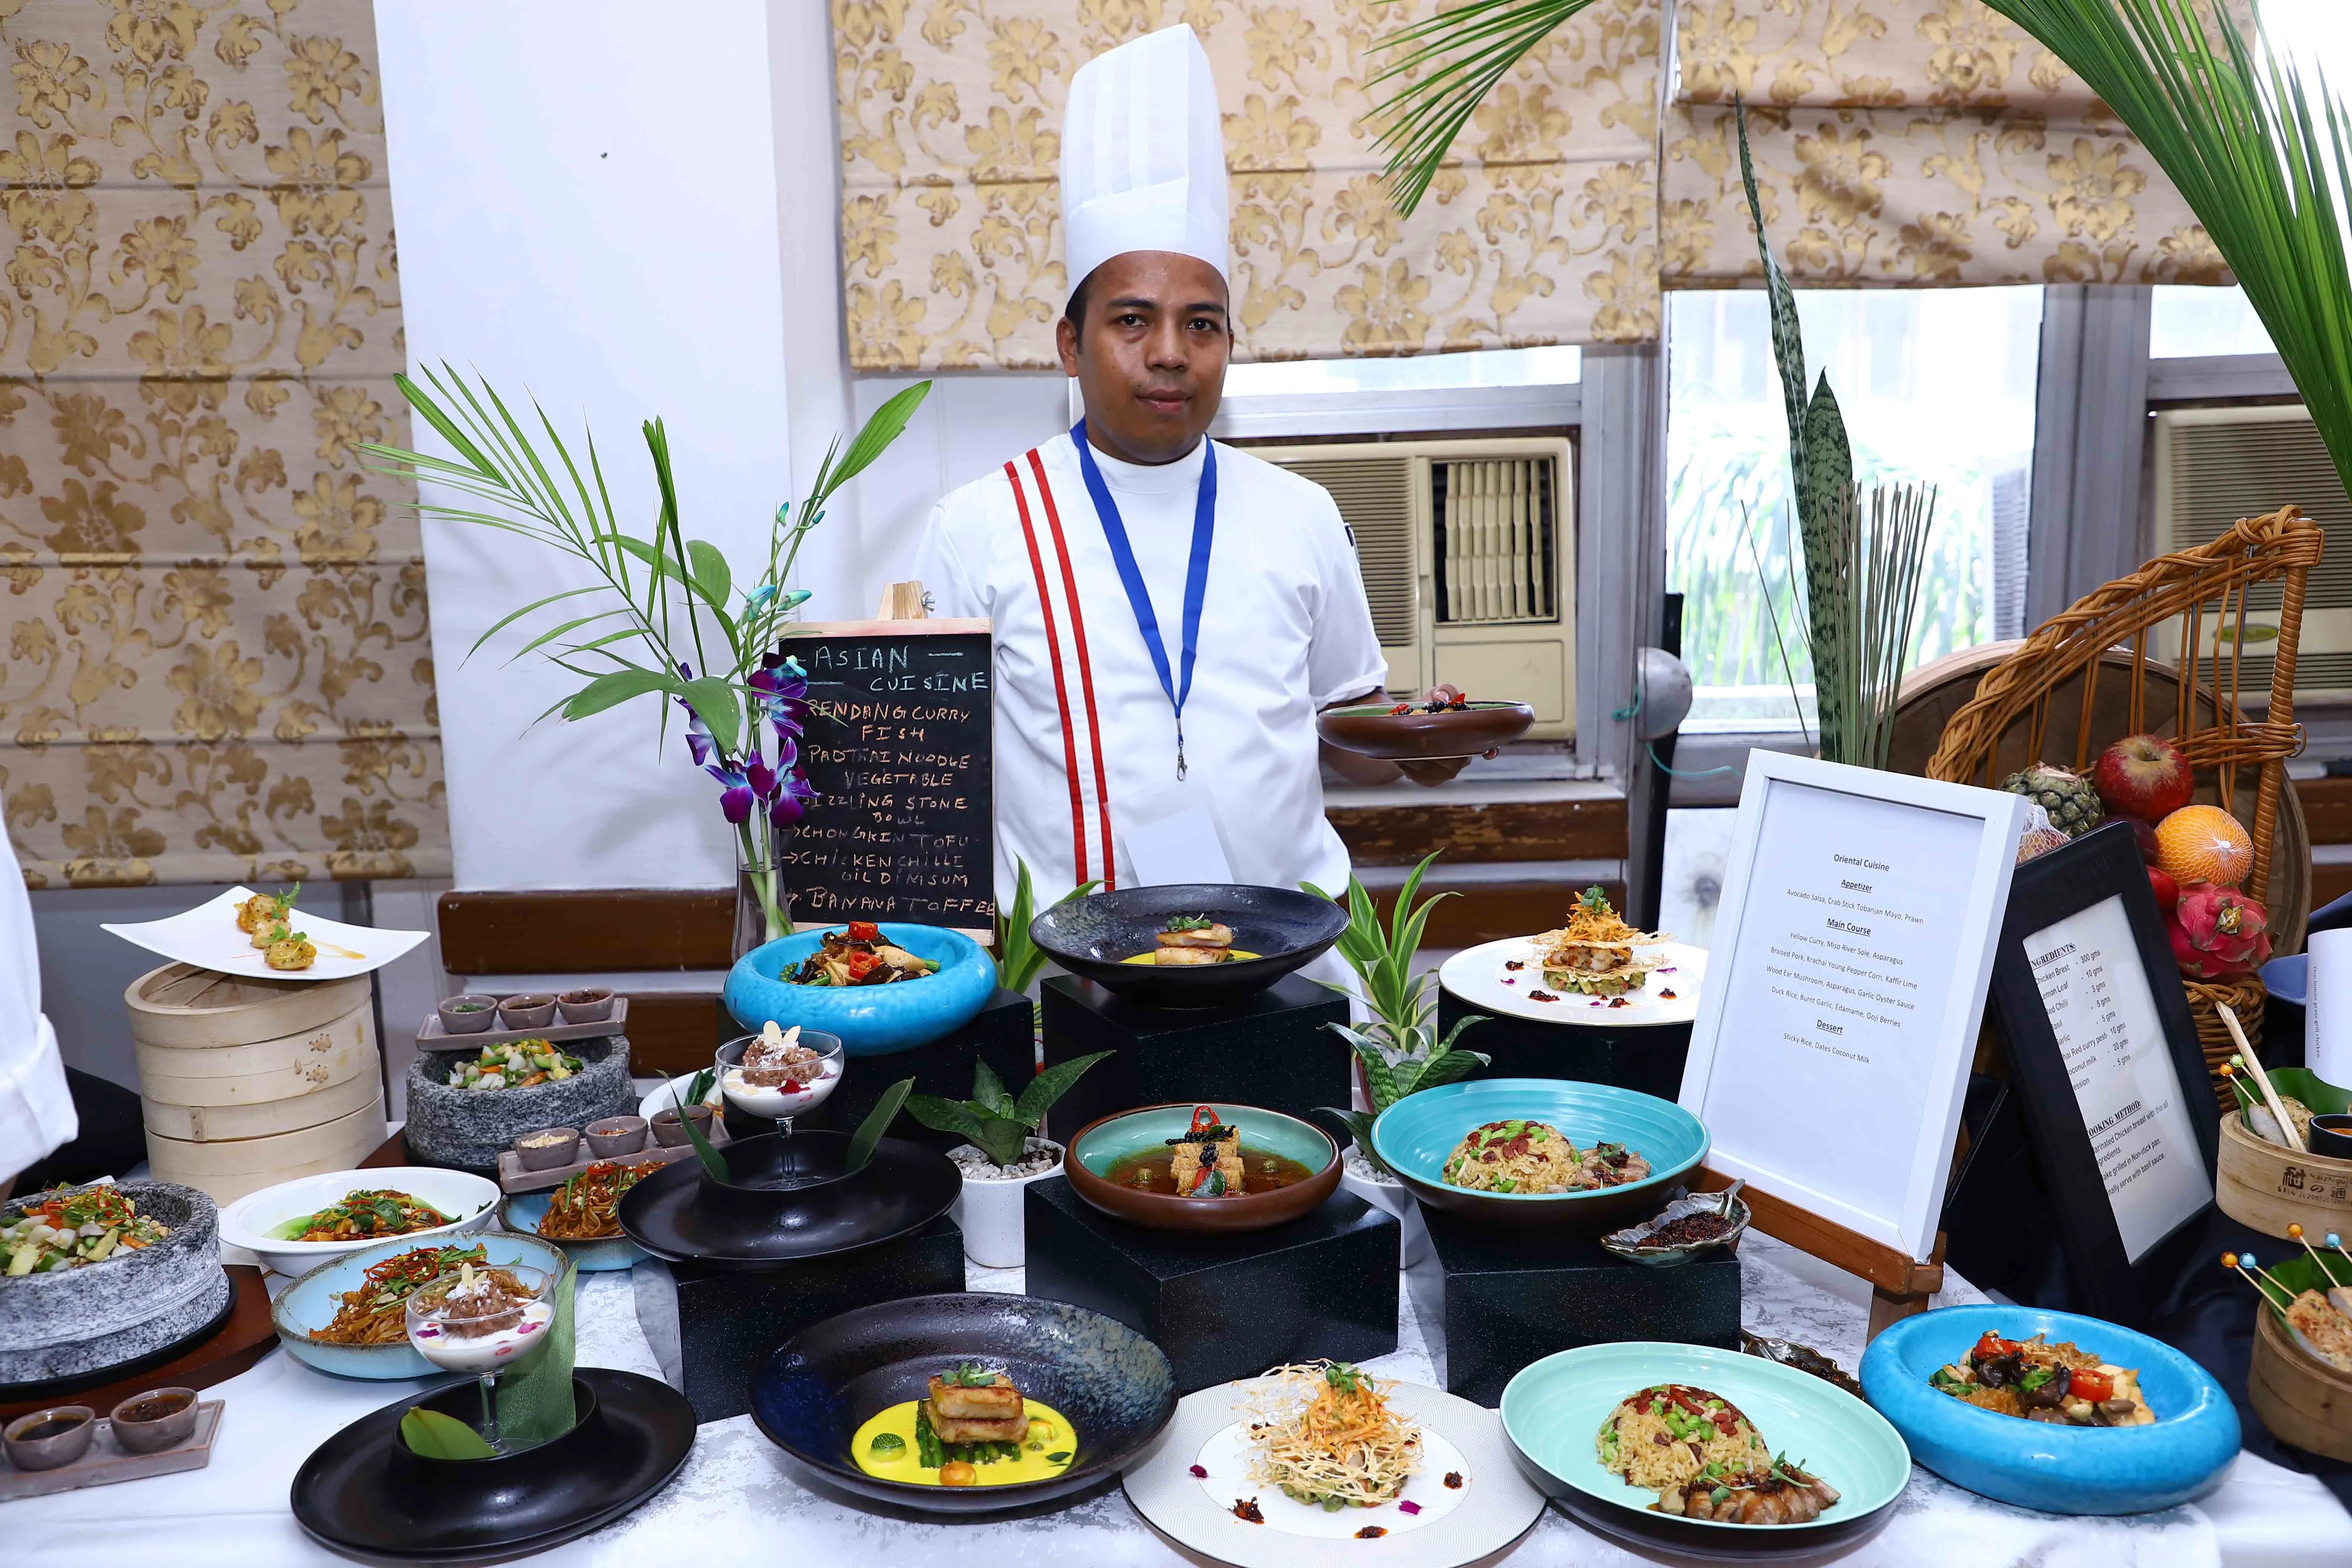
[[1407, 1206, 1740, 1407], [1040, 974, 1349, 1135], [718, 986, 1037, 1151], [656, 1217, 966, 1423], [1436, 989, 1691, 1102], [1023, 1176, 1396, 1394]]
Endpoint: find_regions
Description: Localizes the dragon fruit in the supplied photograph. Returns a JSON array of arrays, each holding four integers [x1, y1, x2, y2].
[[2169, 883, 2272, 980]]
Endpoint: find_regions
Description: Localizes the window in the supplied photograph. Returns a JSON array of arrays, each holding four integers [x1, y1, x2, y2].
[[2150, 285, 2275, 360], [1666, 287, 2044, 728], [1222, 344, 1580, 396]]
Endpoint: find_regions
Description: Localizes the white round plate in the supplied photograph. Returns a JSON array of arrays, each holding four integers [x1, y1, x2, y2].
[[1439, 937, 1706, 1027], [1124, 1376, 1544, 1568], [218, 1165, 499, 1277], [639, 1070, 723, 1123]]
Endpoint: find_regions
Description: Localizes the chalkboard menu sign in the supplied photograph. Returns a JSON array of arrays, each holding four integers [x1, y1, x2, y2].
[[781, 617, 995, 935]]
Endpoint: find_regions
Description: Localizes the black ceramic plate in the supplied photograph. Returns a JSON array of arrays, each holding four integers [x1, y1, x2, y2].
[[617, 1130, 960, 1271], [749, 1292, 1177, 1516], [0, 1265, 234, 1403], [1029, 884, 1349, 1009], [291, 1370, 694, 1563]]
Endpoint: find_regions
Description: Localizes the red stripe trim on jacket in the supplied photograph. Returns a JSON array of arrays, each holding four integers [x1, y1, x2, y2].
[[1004, 458, 1090, 884], [1026, 447, 1117, 889]]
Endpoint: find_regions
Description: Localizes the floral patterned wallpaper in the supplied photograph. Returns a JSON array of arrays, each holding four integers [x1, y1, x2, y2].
[[1663, 0, 2222, 286], [832, 0, 1663, 370], [0, 0, 445, 888]]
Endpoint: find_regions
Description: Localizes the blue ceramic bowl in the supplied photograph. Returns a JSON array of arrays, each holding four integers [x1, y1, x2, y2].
[[1860, 1305, 2240, 1514], [1371, 1078, 1708, 1231], [272, 1231, 568, 1380], [723, 924, 995, 1057], [500, 1190, 646, 1272]]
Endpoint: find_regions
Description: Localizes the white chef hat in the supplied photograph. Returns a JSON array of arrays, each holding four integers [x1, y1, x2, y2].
[[1061, 23, 1230, 292]]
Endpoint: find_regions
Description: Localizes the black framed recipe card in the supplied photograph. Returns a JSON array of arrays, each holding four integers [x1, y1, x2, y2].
[[1981, 819, 2219, 1325]]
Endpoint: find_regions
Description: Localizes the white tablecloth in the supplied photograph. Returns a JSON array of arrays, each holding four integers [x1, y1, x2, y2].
[[18, 1231, 2352, 1567]]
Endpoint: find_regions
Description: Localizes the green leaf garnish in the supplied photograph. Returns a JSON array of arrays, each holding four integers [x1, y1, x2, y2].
[[399, 1406, 496, 1460]]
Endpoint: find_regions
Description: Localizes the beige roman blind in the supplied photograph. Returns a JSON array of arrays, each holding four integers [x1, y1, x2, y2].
[[832, 0, 1663, 368], [1662, 0, 2223, 287], [0, 0, 446, 888]]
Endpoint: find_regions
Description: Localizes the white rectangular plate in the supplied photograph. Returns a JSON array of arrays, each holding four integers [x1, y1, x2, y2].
[[102, 886, 427, 982]]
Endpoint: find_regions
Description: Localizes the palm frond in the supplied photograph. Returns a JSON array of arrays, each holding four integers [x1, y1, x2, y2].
[[1369, 0, 1602, 214]]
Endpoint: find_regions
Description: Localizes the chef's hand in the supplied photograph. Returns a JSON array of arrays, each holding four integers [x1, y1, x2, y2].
[[1400, 687, 1499, 785]]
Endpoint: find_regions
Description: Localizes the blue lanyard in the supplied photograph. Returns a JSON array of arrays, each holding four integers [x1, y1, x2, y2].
[[1072, 418, 1215, 780]]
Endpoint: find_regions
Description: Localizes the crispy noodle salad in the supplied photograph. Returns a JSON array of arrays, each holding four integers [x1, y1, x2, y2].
[[1536, 886, 1669, 997], [3, 1185, 171, 1276], [1241, 1361, 1423, 1511]]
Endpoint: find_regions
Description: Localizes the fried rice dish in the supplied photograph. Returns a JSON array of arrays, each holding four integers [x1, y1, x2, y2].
[[1438, 1119, 1651, 1194]]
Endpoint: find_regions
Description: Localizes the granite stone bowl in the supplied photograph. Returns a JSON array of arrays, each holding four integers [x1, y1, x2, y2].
[[723, 925, 994, 1056], [1028, 884, 1349, 1009], [403, 1036, 637, 1174], [1063, 1103, 1342, 1233], [0, 1181, 232, 1390], [749, 1292, 1177, 1514]]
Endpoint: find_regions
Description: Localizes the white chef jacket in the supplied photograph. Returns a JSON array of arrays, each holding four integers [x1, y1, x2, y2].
[[0, 837, 75, 1182], [913, 429, 1388, 910]]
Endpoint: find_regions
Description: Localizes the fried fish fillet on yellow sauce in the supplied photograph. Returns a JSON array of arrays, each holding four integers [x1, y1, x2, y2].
[[925, 1372, 1029, 1442]]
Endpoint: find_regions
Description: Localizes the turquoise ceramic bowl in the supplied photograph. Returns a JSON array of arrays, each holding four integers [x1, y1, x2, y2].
[[723, 924, 995, 1057], [1860, 1305, 2240, 1515], [500, 1190, 646, 1272], [1503, 1341, 1911, 1558], [1370, 1078, 1707, 1231], [272, 1231, 568, 1380], [1063, 1103, 1342, 1233]]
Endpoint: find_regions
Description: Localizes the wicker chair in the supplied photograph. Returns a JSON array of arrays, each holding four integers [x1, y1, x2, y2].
[[1926, 505, 2324, 1104]]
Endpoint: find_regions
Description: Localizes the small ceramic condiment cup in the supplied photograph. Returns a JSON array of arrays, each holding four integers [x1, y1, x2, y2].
[[583, 1115, 647, 1158], [556, 986, 615, 1024], [498, 993, 557, 1030], [651, 1104, 714, 1147], [513, 1126, 582, 1171], [5, 1406, 96, 1471], [406, 1263, 554, 1455], [437, 994, 501, 1034], [717, 1030, 845, 1135], [2311, 1113, 2352, 1161], [107, 1388, 199, 1455]]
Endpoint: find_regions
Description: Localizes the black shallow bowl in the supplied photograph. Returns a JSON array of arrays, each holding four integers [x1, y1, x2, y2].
[[291, 1370, 695, 1562], [1029, 884, 1349, 1009], [748, 1292, 1177, 1516], [617, 1130, 960, 1271]]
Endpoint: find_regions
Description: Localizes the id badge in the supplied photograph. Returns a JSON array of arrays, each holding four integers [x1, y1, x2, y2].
[[1116, 778, 1236, 887]]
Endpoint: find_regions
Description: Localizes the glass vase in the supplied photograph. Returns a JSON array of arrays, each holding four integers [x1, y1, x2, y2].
[[734, 825, 790, 961]]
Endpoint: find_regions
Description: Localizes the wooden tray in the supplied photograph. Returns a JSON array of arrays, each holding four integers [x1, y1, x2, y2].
[[0, 1400, 222, 1499], [0, 1267, 273, 1422], [414, 997, 629, 1051], [495, 1118, 733, 1194]]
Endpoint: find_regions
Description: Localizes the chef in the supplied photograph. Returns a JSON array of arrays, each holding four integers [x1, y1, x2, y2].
[[913, 23, 1472, 911], [0, 834, 74, 1195]]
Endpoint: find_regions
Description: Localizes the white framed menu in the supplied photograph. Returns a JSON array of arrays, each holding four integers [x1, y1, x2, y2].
[[1678, 752, 2029, 1263]]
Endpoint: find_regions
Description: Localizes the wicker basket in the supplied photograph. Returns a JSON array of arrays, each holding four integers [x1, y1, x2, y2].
[[1926, 505, 2324, 1107]]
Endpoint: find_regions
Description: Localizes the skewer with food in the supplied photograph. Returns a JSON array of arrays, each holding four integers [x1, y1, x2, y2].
[[1441, 1119, 1649, 1195], [851, 1361, 1077, 1488], [2, 1185, 172, 1276], [1535, 886, 1671, 997], [1240, 1361, 1423, 1511], [1926, 1331, 2154, 1426], [2228, 1240, 2352, 1374], [790, 920, 940, 986], [1598, 1383, 1840, 1524]]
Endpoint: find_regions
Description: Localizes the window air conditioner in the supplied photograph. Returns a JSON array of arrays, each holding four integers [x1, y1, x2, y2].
[[1243, 437, 1576, 739], [2150, 404, 2352, 702]]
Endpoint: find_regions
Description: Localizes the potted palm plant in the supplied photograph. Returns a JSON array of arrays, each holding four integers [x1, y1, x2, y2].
[[904, 1053, 1110, 1268], [1305, 853, 1488, 1264]]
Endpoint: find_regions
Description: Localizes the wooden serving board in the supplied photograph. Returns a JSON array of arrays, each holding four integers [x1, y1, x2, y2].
[[0, 1400, 222, 1499], [414, 997, 630, 1052], [495, 1118, 733, 1194]]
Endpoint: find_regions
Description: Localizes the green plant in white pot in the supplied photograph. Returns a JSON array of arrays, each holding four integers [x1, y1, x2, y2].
[[905, 1053, 1110, 1268]]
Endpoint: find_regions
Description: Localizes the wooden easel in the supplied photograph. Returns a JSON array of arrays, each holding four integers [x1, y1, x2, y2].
[[1691, 1168, 1946, 1338]]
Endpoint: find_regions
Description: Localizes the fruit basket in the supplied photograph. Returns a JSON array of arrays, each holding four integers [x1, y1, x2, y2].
[[1925, 504, 2324, 1104]]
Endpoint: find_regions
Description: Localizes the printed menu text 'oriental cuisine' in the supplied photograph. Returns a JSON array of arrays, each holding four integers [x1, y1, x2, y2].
[[785, 633, 996, 928]]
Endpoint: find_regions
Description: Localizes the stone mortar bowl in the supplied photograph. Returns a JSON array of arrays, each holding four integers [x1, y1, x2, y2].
[[404, 1036, 636, 1174], [0, 1182, 230, 1387]]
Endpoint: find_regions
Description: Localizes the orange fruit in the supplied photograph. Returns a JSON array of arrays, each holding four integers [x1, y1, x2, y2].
[[2155, 804, 2254, 888]]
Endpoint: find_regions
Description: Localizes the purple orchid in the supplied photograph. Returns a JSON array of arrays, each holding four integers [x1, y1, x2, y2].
[[750, 649, 809, 735], [769, 766, 818, 827], [706, 760, 755, 824]]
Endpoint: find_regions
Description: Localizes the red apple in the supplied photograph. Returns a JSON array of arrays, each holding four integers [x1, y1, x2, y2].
[[2093, 733, 2194, 823], [2147, 866, 2179, 915]]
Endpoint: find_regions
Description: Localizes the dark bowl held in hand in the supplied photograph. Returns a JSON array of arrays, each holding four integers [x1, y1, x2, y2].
[[1028, 883, 1349, 1010], [749, 1292, 1177, 1516]]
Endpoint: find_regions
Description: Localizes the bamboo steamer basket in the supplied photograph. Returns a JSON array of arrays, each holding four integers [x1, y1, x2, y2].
[[143, 1092, 387, 1202], [126, 962, 386, 1202], [2249, 1302, 2352, 1461], [2215, 1110, 2352, 1240]]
